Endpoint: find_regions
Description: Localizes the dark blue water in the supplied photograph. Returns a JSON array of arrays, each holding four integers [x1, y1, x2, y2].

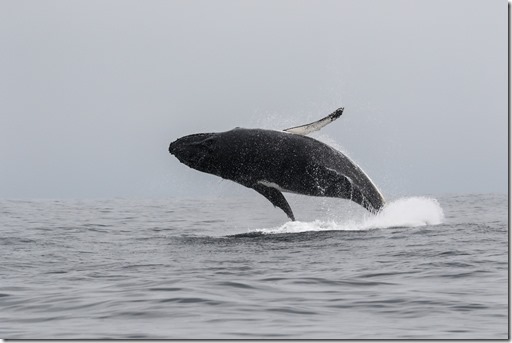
[[0, 193, 508, 339]]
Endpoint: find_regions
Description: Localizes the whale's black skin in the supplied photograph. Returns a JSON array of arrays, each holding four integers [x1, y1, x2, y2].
[[169, 128, 385, 221]]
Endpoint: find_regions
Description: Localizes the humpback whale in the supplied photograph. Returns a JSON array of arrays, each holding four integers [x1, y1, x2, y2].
[[169, 108, 385, 221]]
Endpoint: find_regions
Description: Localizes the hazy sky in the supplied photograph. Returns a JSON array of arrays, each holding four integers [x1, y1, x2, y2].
[[0, 0, 507, 199]]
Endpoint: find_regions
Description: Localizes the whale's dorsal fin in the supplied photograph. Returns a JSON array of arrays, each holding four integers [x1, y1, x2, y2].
[[253, 183, 295, 221], [283, 107, 344, 135]]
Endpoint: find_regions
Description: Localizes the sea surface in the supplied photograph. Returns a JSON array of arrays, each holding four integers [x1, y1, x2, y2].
[[0, 193, 508, 339]]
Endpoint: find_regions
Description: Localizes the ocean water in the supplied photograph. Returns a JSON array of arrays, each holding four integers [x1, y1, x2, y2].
[[0, 193, 508, 339]]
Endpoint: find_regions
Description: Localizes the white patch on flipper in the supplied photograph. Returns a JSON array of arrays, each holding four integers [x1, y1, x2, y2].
[[283, 108, 344, 135], [257, 180, 299, 194]]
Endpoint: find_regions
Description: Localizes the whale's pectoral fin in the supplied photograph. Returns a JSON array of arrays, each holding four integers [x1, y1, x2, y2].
[[252, 184, 295, 221], [283, 107, 344, 135]]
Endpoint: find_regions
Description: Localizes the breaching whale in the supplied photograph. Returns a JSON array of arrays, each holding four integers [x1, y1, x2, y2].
[[169, 108, 385, 221]]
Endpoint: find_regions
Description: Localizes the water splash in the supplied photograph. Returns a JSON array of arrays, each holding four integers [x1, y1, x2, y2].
[[257, 197, 444, 234]]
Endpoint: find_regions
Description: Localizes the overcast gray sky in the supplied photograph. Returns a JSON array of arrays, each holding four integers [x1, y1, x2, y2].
[[0, 0, 507, 199]]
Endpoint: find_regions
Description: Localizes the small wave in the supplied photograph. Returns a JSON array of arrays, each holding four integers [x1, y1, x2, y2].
[[255, 197, 444, 235]]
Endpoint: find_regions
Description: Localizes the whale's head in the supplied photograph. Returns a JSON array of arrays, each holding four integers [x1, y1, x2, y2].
[[169, 132, 221, 174]]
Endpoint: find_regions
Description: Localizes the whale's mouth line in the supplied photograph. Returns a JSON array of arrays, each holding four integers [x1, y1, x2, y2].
[[194, 153, 208, 168]]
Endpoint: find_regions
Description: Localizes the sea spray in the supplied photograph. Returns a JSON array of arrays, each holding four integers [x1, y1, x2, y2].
[[362, 197, 444, 229], [257, 196, 444, 234]]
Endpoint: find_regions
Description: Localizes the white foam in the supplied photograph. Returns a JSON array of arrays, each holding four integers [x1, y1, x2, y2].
[[256, 197, 445, 234]]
